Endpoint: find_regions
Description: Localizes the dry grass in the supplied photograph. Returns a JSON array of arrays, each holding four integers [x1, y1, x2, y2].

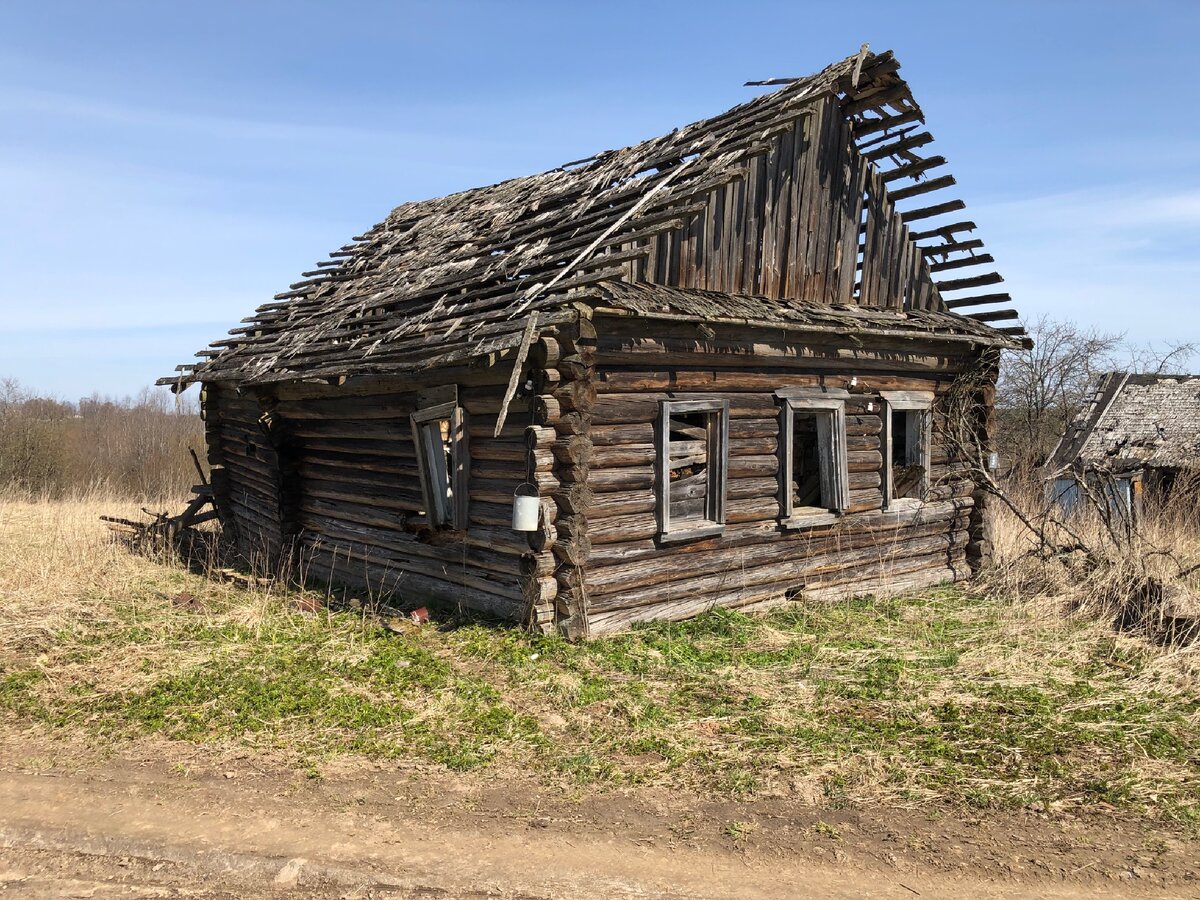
[[983, 478, 1200, 645], [1, 495, 1198, 828]]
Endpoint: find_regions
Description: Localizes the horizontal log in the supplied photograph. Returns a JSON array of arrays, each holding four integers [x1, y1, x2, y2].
[[588, 531, 970, 615], [301, 512, 526, 581], [943, 292, 1012, 311], [595, 344, 973, 374], [550, 482, 593, 516], [303, 483, 423, 514], [587, 514, 970, 596], [550, 435, 592, 466], [880, 155, 946, 183], [862, 131, 933, 161], [301, 549, 522, 620], [286, 421, 409, 441], [967, 309, 1020, 323], [470, 474, 558, 504], [589, 467, 654, 492], [297, 460, 417, 489], [585, 499, 972, 567], [586, 557, 967, 635], [928, 254, 993, 274]]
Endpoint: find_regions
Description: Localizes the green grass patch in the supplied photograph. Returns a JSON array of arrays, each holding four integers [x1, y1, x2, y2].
[[2, 575, 1197, 828]]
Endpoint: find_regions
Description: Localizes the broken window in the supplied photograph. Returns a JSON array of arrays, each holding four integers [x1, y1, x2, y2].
[[658, 399, 728, 540], [410, 400, 468, 529], [776, 389, 848, 523], [881, 392, 932, 507]]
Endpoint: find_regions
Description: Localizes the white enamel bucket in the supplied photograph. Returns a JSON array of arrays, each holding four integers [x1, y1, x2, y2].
[[512, 483, 540, 531]]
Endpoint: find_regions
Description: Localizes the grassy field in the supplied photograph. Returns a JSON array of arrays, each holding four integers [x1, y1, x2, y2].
[[2, 499, 1198, 829]]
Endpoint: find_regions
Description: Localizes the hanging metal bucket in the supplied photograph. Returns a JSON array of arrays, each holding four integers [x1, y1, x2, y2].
[[512, 483, 541, 532]]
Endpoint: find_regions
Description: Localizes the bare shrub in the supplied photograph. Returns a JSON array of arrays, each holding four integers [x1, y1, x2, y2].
[[0, 379, 203, 503], [944, 365, 1200, 644]]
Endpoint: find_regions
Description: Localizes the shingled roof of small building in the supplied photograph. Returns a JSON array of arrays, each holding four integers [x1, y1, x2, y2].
[[161, 47, 1020, 391], [1048, 373, 1200, 474]]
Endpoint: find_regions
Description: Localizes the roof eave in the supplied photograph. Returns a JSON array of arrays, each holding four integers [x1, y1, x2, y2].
[[588, 304, 1021, 350]]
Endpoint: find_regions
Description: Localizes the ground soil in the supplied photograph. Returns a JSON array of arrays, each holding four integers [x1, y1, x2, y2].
[[0, 727, 1195, 898]]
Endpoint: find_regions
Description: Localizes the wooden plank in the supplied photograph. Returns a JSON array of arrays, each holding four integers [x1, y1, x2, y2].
[[900, 199, 966, 223], [493, 311, 539, 438], [886, 174, 957, 203], [935, 271, 1003, 292], [943, 292, 1012, 310], [928, 254, 993, 274], [966, 309, 1020, 323]]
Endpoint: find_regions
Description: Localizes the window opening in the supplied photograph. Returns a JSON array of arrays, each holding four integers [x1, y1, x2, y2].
[[881, 392, 932, 507], [411, 400, 467, 529], [658, 400, 728, 540], [791, 410, 835, 513], [776, 388, 849, 524]]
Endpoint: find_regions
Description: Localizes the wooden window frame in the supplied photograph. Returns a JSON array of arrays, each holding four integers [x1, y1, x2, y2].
[[881, 390, 934, 510], [410, 400, 469, 530], [657, 399, 729, 543], [776, 387, 850, 528]]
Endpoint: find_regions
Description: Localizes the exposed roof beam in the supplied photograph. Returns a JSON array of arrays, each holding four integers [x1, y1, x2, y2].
[[936, 271, 1004, 292], [862, 131, 932, 160], [929, 253, 993, 274], [901, 199, 966, 223], [944, 292, 1012, 310], [888, 174, 957, 202], [967, 309, 1020, 323], [881, 156, 947, 183]]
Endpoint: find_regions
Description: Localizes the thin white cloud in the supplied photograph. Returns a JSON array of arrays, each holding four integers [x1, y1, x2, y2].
[[970, 185, 1200, 364]]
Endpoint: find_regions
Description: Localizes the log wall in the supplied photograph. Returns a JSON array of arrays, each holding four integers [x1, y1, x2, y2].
[[575, 313, 989, 635], [202, 384, 285, 565], [203, 312, 997, 639], [204, 366, 553, 624]]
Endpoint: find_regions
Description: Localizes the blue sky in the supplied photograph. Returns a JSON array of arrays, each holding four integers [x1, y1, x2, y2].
[[2, 0, 1198, 399]]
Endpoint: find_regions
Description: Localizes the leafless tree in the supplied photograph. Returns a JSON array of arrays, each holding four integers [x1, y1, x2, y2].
[[996, 316, 1121, 473]]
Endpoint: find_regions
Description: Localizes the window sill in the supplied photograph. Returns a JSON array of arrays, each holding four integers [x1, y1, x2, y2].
[[658, 523, 726, 544], [780, 511, 842, 530]]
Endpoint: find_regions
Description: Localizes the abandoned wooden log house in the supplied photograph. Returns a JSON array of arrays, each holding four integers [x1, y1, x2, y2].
[[161, 48, 1024, 638], [1045, 372, 1200, 519]]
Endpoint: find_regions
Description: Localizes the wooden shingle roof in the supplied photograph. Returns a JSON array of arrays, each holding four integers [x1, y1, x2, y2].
[[162, 47, 1018, 391], [1049, 373, 1200, 474]]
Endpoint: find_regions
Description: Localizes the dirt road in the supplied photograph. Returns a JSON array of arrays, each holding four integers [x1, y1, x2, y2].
[[0, 729, 1194, 898]]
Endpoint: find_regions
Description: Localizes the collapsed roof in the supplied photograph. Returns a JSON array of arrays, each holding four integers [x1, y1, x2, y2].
[[1048, 373, 1200, 474], [161, 47, 1020, 391]]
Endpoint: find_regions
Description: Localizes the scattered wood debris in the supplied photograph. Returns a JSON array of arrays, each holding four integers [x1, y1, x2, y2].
[[101, 450, 219, 551]]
